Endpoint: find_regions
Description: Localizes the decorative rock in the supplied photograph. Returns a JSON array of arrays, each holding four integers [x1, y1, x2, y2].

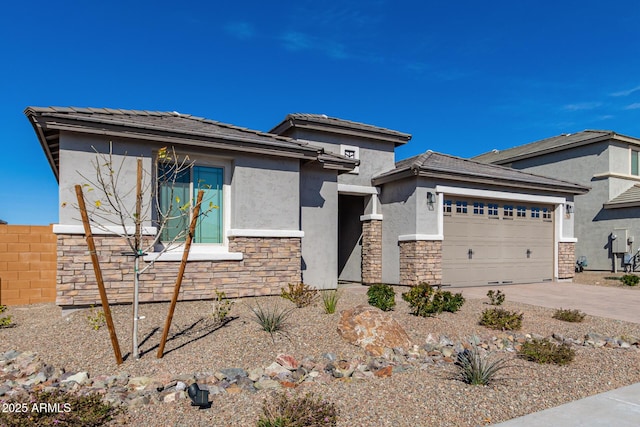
[[321, 353, 337, 362], [175, 381, 187, 391], [276, 354, 299, 370], [265, 362, 290, 377], [128, 376, 152, 391], [61, 371, 89, 386], [254, 379, 281, 390], [218, 368, 248, 379], [248, 367, 264, 382], [337, 305, 412, 356], [331, 360, 357, 378], [373, 366, 392, 378]]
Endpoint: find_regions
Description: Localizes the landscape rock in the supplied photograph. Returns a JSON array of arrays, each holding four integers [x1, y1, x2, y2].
[[337, 305, 412, 356], [276, 354, 299, 370]]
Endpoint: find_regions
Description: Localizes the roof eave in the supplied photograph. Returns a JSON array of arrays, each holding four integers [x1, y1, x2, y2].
[[25, 110, 60, 181]]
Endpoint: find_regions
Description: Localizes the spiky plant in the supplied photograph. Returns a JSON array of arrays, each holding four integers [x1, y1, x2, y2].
[[455, 345, 510, 385], [250, 303, 293, 341]]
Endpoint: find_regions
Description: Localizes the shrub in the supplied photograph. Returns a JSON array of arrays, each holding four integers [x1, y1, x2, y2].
[[455, 345, 510, 385], [486, 290, 505, 306], [86, 305, 106, 331], [281, 283, 318, 308], [211, 290, 234, 324], [552, 308, 586, 323], [0, 305, 13, 328], [257, 391, 338, 427], [320, 290, 341, 314], [518, 338, 575, 365], [621, 274, 640, 286], [0, 390, 120, 427], [479, 308, 523, 330], [401, 283, 465, 317], [366, 284, 396, 311], [250, 303, 293, 341]]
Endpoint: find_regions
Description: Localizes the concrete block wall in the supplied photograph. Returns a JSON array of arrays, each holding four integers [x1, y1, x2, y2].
[[0, 225, 57, 306], [56, 234, 301, 306], [399, 240, 442, 286]]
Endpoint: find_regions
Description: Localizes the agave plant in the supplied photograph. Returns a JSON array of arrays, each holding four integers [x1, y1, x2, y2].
[[455, 345, 510, 385]]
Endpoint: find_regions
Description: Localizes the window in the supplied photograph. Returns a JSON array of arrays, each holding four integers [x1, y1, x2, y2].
[[340, 145, 359, 174], [456, 201, 468, 214], [159, 165, 224, 244], [633, 150, 640, 176], [503, 205, 513, 217], [531, 207, 540, 218], [443, 200, 452, 213], [488, 203, 499, 216], [473, 202, 484, 215], [542, 207, 552, 219], [516, 206, 526, 217]]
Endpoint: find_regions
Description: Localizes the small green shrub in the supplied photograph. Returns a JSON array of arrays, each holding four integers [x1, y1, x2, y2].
[[486, 290, 505, 306], [479, 308, 523, 330], [211, 290, 234, 324], [455, 345, 510, 385], [518, 338, 575, 365], [366, 284, 396, 311], [281, 283, 318, 308], [250, 303, 293, 341], [0, 305, 13, 328], [621, 274, 640, 286], [257, 391, 338, 427], [552, 308, 586, 323], [0, 390, 120, 427], [401, 283, 465, 317], [86, 305, 106, 331], [320, 290, 341, 314]]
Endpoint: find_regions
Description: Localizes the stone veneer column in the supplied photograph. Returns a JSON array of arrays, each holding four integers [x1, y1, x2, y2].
[[399, 240, 442, 286], [361, 220, 382, 284], [56, 234, 301, 306], [558, 241, 576, 280]]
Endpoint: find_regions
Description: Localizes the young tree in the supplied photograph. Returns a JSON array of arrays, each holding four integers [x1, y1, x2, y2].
[[77, 144, 215, 359]]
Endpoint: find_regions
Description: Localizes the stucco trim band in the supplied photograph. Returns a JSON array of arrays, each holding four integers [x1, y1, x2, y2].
[[398, 234, 444, 241], [435, 185, 566, 205], [228, 229, 305, 238], [360, 214, 383, 221], [53, 224, 158, 235]]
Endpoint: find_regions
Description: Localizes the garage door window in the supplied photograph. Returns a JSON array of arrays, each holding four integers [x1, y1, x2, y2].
[[456, 201, 468, 214], [542, 207, 551, 219], [516, 206, 526, 218], [488, 203, 499, 216], [503, 205, 514, 217], [444, 200, 452, 213], [473, 202, 484, 215], [531, 207, 540, 218]]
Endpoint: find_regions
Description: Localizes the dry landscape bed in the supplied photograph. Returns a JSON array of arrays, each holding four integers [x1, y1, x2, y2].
[[2, 272, 640, 426]]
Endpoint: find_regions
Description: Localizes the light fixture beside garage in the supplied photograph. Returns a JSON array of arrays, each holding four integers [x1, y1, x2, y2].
[[565, 203, 574, 216], [427, 192, 435, 210]]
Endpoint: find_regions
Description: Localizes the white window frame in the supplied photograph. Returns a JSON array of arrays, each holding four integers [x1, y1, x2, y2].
[[340, 144, 359, 174]]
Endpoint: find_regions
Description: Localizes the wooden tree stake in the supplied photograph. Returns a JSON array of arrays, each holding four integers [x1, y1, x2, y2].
[[75, 185, 123, 365], [157, 190, 204, 358]]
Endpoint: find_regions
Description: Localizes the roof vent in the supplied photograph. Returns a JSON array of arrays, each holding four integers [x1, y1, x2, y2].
[[492, 149, 499, 153], [321, 114, 328, 119], [172, 111, 181, 117]]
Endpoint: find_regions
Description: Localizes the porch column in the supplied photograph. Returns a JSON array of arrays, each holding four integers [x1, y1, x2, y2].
[[361, 219, 382, 284], [558, 241, 576, 280]]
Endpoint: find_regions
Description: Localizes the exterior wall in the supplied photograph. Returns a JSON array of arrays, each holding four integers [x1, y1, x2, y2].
[[361, 220, 382, 284], [56, 234, 301, 306], [508, 141, 640, 270], [558, 241, 576, 279], [300, 164, 338, 289], [0, 225, 57, 306], [398, 240, 442, 286]]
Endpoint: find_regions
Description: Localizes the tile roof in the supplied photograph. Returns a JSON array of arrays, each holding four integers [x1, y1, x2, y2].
[[270, 113, 411, 145], [373, 151, 589, 194], [473, 130, 640, 164], [604, 184, 640, 209]]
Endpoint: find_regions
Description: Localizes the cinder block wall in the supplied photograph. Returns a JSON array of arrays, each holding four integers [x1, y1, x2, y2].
[[0, 225, 57, 306]]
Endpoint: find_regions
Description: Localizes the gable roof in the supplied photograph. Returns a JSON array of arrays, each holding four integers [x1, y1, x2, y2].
[[473, 130, 640, 165], [604, 184, 640, 209], [270, 113, 411, 146], [373, 151, 589, 194], [25, 107, 357, 181]]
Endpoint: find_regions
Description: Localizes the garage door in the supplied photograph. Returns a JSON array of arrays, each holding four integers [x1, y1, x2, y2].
[[442, 197, 554, 287]]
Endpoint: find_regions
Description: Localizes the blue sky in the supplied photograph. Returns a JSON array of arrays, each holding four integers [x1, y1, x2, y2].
[[2, 1, 640, 224]]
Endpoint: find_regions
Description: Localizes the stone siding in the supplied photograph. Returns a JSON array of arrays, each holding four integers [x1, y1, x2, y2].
[[56, 234, 301, 306], [361, 220, 382, 284], [399, 240, 442, 286], [558, 241, 576, 280]]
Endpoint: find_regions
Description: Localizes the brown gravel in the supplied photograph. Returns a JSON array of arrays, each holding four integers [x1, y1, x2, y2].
[[574, 270, 640, 289], [2, 284, 640, 426]]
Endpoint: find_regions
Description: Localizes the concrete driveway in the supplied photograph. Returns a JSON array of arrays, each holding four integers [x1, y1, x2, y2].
[[458, 281, 640, 324]]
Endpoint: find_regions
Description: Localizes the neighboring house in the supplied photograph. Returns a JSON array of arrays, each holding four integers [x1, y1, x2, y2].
[[26, 107, 588, 307], [474, 130, 640, 271]]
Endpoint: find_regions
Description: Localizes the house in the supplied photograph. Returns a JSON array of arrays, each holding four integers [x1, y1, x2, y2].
[[474, 130, 640, 271], [26, 107, 588, 307]]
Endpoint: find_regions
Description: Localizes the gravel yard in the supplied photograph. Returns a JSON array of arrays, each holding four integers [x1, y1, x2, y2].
[[2, 277, 640, 426]]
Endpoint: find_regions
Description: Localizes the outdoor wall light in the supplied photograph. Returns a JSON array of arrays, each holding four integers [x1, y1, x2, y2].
[[187, 383, 211, 409], [427, 192, 436, 210], [566, 204, 574, 214]]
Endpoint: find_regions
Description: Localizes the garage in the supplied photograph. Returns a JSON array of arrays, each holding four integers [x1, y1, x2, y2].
[[442, 197, 554, 286]]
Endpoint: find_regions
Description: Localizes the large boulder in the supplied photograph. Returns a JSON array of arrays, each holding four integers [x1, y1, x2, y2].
[[337, 305, 412, 356]]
